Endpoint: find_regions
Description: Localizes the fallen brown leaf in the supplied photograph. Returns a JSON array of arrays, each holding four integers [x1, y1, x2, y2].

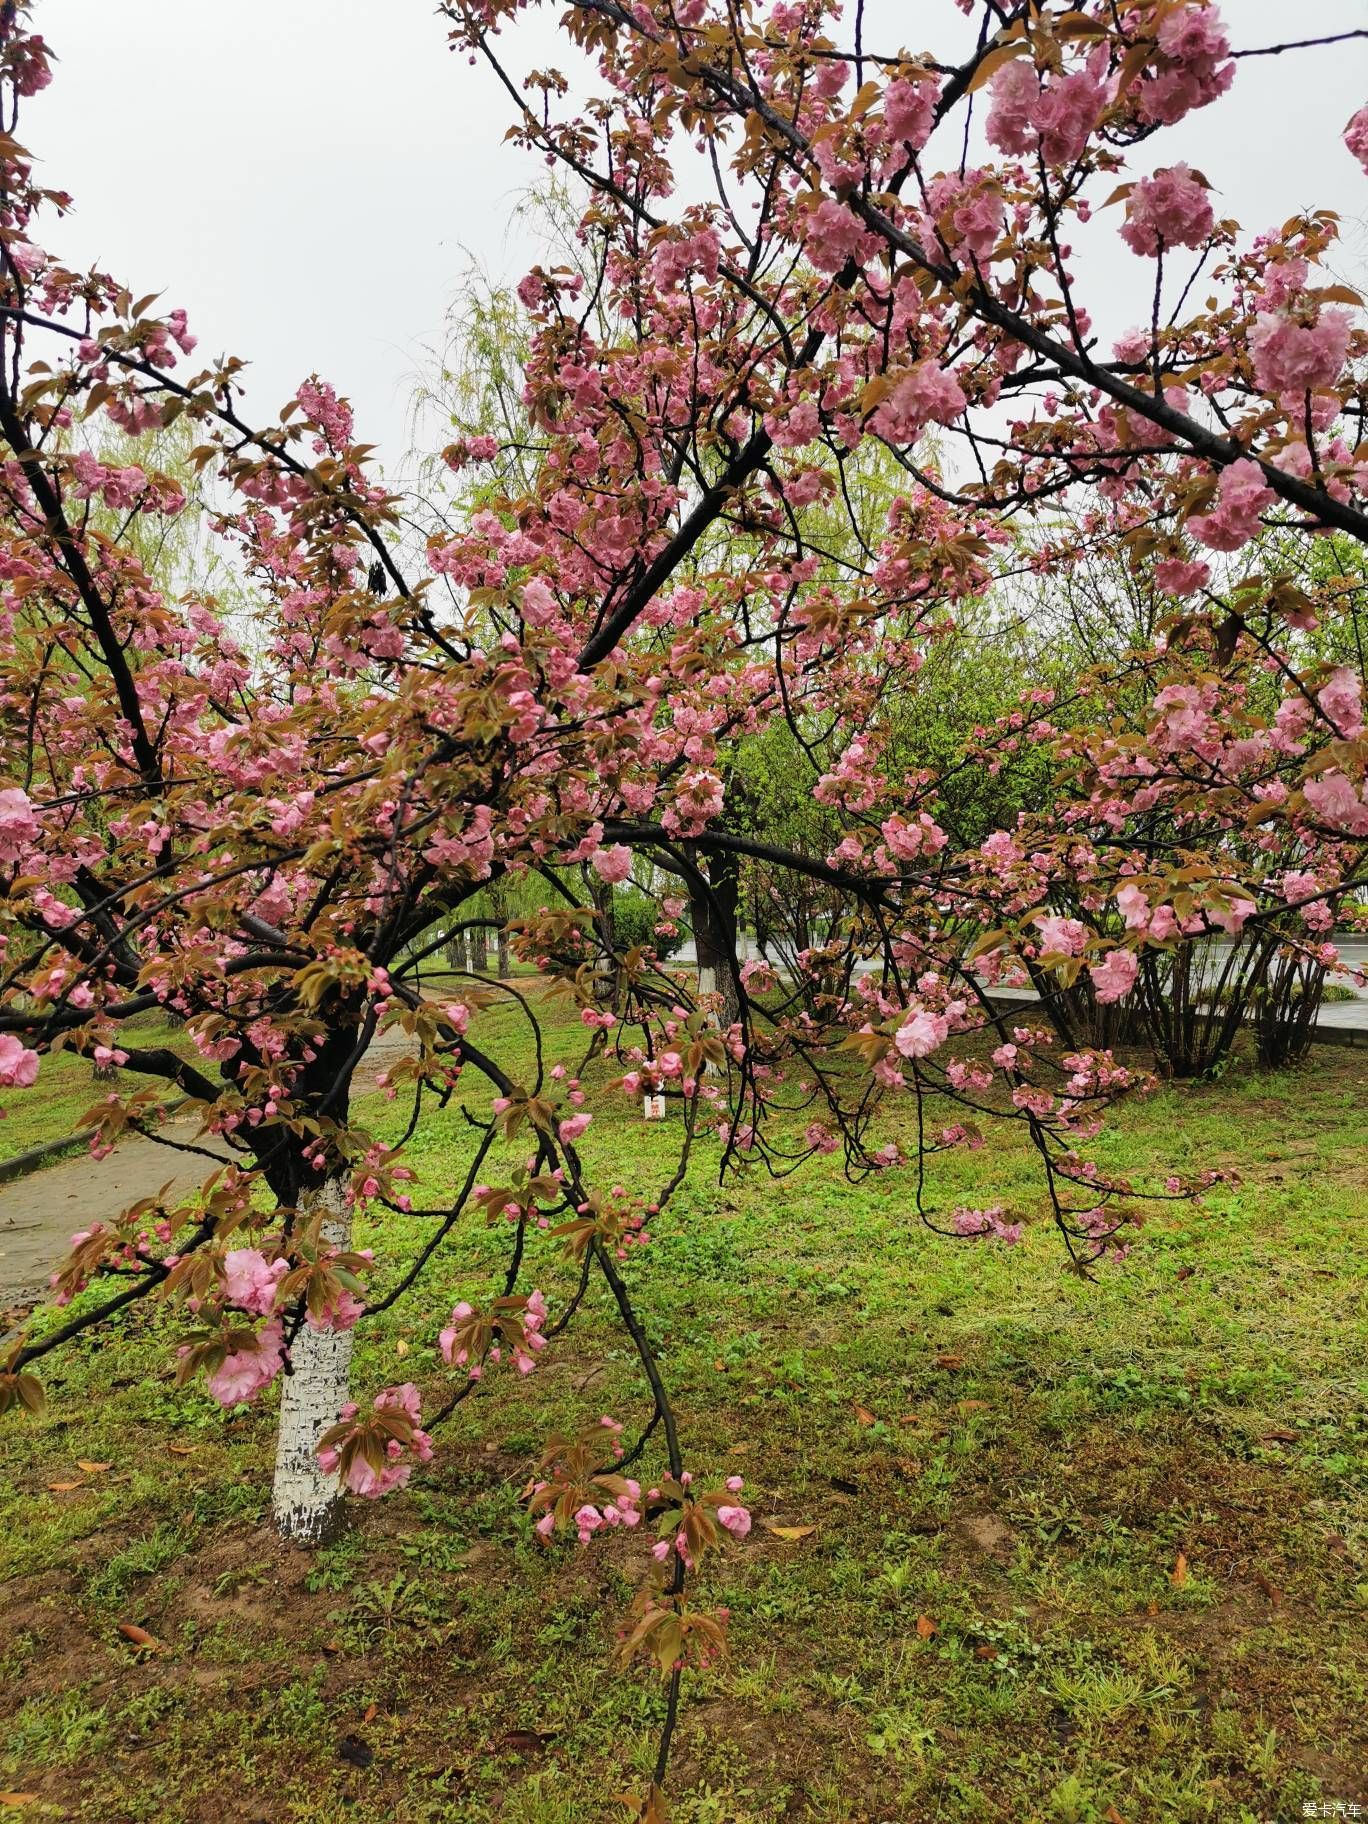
[[761, 1521, 816, 1541], [118, 1623, 164, 1652], [1261, 1428, 1298, 1443], [498, 1728, 556, 1754], [1252, 1570, 1282, 1605], [1103, 1807, 1128, 1824], [935, 1353, 964, 1371], [915, 1613, 937, 1640], [0, 1796, 38, 1809], [76, 1460, 112, 1474], [1170, 1551, 1189, 1587], [973, 1644, 998, 1660], [166, 1444, 196, 1457], [363, 1703, 378, 1724], [46, 1480, 83, 1492], [956, 1399, 989, 1414], [852, 1403, 876, 1427]]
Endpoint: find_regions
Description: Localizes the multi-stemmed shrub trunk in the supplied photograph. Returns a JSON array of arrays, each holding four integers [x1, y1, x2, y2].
[[1252, 946, 1327, 1069], [1022, 959, 1145, 1052]]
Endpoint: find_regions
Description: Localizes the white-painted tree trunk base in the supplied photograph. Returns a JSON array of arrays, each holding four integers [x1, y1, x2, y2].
[[272, 1176, 353, 1546], [697, 964, 717, 999]]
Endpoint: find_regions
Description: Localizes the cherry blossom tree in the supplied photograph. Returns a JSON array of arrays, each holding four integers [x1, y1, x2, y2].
[[1, 2, 1366, 1812]]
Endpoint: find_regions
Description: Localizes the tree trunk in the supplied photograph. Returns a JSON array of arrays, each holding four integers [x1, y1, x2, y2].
[[272, 1173, 354, 1546], [497, 926, 511, 979], [587, 874, 618, 1004], [687, 842, 741, 1029]]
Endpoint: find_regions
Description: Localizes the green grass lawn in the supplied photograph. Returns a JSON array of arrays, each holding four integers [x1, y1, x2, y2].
[[0, 1016, 192, 1163], [0, 985, 1365, 1822]]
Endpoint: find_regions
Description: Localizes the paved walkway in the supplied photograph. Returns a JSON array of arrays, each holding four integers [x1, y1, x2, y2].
[[0, 1115, 236, 1308], [0, 1026, 418, 1308]]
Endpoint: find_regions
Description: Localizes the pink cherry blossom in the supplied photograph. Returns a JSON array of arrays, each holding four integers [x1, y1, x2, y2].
[[205, 1320, 285, 1407], [952, 1205, 1023, 1244], [306, 1285, 366, 1332], [1317, 667, 1364, 740], [987, 56, 1105, 166], [880, 74, 937, 153], [590, 844, 633, 884], [0, 1034, 39, 1088], [1344, 106, 1368, 174], [1189, 459, 1274, 553], [220, 1247, 288, 1317], [317, 1382, 433, 1499], [1154, 556, 1210, 597], [1037, 915, 1087, 956], [1303, 771, 1368, 837], [1089, 950, 1138, 1004], [894, 1009, 949, 1059], [0, 787, 40, 862], [1139, 4, 1233, 125], [1207, 898, 1256, 938], [715, 1503, 752, 1538], [872, 362, 967, 445], [1119, 165, 1213, 257], [1249, 309, 1351, 396], [1115, 884, 1151, 931]]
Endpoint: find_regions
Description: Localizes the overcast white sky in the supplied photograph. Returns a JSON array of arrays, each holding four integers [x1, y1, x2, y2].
[[23, 1, 1368, 474]]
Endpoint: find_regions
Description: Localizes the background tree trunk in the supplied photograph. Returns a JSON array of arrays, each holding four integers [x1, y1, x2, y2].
[[497, 926, 511, 978], [272, 1173, 354, 1546], [687, 842, 741, 1028]]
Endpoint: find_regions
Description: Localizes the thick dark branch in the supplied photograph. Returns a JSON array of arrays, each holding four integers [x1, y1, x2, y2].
[[0, 372, 162, 781]]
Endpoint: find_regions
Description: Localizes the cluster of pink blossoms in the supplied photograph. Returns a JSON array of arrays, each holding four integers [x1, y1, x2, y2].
[[1137, 3, 1234, 126], [204, 1322, 285, 1408], [0, 785, 40, 862], [1250, 307, 1351, 398], [220, 1247, 288, 1316], [952, 1206, 1023, 1245], [439, 1289, 548, 1378], [1089, 950, 1139, 1005], [648, 1478, 751, 1569], [317, 1383, 434, 1499], [1189, 460, 1275, 553], [1120, 164, 1213, 257], [987, 51, 1107, 167]]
